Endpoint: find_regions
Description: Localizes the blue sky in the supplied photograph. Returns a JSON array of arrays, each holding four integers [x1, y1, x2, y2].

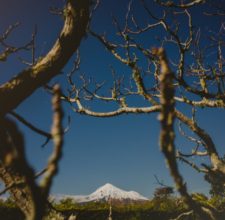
[[0, 0, 224, 198]]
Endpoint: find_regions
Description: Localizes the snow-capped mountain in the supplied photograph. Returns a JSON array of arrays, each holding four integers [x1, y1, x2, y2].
[[52, 183, 149, 203], [85, 183, 149, 202]]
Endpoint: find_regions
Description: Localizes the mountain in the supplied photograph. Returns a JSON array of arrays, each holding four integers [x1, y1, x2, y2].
[[84, 183, 149, 202], [52, 183, 149, 203]]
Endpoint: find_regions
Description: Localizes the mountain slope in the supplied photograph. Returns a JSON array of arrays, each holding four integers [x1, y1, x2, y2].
[[87, 183, 148, 201], [52, 183, 149, 203]]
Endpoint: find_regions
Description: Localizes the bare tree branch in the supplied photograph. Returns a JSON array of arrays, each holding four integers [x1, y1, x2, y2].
[[155, 0, 205, 9], [40, 85, 64, 199], [0, 0, 90, 116], [156, 47, 218, 220], [9, 111, 52, 140]]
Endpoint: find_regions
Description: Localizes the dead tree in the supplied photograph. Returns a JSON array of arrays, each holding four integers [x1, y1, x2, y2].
[[0, 0, 225, 219], [59, 0, 225, 219], [0, 0, 90, 219]]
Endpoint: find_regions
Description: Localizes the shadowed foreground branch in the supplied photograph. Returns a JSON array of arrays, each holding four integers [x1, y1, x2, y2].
[[0, 85, 64, 220], [157, 47, 218, 220]]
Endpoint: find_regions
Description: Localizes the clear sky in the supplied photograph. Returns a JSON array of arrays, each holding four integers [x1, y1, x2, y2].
[[0, 0, 224, 198]]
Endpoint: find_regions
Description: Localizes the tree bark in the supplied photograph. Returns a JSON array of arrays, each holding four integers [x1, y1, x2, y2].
[[0, 118, 45, 220], [0, 1, 90, 219], [0, 0, 90, 117]]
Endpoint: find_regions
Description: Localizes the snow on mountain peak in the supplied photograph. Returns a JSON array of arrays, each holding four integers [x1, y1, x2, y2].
[[82, 183, 148, 202], [93, 183, 123, 195], [52, 183, 149, 203]]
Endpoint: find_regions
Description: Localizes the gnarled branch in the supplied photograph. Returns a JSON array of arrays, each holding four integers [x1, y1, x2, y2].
[[0, 0, 90, 116]]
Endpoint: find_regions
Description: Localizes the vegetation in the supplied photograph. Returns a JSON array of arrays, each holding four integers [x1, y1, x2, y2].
[[1, 193, 225, 220], [0, 198, 24, 220]]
